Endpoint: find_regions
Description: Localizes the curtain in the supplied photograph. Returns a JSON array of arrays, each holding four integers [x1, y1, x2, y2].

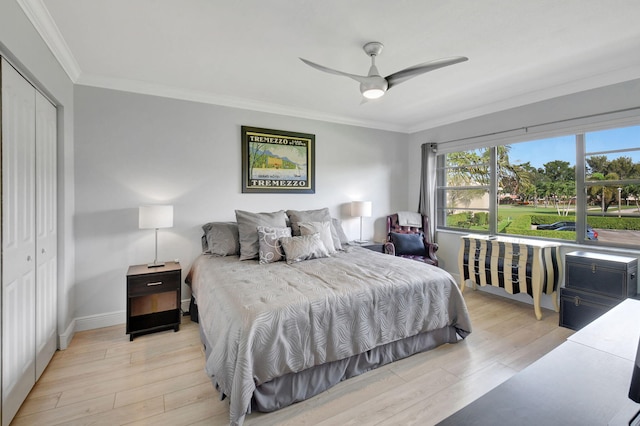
[[418, 143, 437, 241]]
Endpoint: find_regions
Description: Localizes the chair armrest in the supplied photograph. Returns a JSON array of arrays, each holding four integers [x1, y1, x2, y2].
[[425, 242, 439, 263], [384, 241, 396, 256]]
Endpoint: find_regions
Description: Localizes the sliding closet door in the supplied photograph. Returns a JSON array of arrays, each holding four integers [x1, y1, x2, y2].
[[35, 91, 57, 380], [1, 59, 37, 426]]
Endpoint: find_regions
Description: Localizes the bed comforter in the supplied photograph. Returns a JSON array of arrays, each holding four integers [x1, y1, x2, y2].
[[187, 246, 472, 425]]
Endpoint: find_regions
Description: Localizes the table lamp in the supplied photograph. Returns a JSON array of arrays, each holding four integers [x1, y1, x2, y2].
[[351, 201, 372, 243], [139, 205, 173, 267]]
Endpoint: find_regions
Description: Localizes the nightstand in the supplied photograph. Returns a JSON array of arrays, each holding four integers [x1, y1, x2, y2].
[[126, 261, 181, 341], [355, 242, 385, 253]]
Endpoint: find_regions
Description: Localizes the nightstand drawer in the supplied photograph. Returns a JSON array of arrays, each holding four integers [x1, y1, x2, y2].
[[127, 270, 180, 297]]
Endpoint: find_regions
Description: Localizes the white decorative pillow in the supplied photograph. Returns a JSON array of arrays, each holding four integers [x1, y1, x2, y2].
[[298, 221, 336, 254], [235, 210, 288, 260], [279, 233, 330, 264], [286, 208, 343, 251], [257, 226, 291, 264]]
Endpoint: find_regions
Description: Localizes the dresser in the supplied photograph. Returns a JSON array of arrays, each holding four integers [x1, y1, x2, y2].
[[458, 235, 562, 320]]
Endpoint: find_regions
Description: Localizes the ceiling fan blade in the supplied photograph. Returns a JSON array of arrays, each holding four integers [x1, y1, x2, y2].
[[385, 56, 468, 89], [299, 58, 371, 84]]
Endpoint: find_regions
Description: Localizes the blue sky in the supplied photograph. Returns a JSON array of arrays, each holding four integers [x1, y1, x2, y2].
[[507, 125, 640, 169]]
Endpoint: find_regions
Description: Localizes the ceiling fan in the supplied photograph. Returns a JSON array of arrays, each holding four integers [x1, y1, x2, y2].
[[300, 42, 468, 100]]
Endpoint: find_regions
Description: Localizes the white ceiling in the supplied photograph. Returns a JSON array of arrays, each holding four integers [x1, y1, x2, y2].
[[21, 0, 640, 133]]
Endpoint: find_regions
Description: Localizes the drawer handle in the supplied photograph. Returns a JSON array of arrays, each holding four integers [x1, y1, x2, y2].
[[591, 264, 597, 273], [147, 281, 163, 286], [574, 296, 581, 307]]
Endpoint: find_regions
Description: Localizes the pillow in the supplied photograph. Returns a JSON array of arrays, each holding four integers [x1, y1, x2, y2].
[[202, 222, 239, 256], [298, 221, 336, 254], [332, 218, 349, 246], [257, 226, 291, 264], [389, 232, 426, 256], [286, 208, 342, 251], [235, 210, 288, 260], [280, 233, 330, 264]]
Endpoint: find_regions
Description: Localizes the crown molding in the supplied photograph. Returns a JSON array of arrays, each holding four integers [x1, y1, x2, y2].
[[75, 73, 408, 133], [18, 0, 81, 81]]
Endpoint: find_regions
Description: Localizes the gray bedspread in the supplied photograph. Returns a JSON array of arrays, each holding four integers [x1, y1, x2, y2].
[[187, 246, 472, 425]]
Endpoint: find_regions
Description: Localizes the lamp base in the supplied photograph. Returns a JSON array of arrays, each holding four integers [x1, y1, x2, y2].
[[354, 240, 370, 245], [147, 261, 165, 268]]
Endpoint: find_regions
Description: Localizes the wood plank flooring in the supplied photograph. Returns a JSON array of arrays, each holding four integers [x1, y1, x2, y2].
[[12, 290, 574, 425]]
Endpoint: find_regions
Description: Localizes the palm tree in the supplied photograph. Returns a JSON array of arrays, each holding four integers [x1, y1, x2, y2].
[[587, 172, 620, 214]]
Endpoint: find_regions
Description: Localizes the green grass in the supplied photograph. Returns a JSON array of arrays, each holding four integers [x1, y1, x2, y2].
[[497, 205, 572, 220]]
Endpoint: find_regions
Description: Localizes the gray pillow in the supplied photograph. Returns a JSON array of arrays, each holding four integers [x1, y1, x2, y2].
[[202, 222, 239, 256], [257, 226, 291, 264], [280, 233, 330, 264], [235, 210, 288, 260], [298, 221, 336, 254], [286, 208, 342, 251]]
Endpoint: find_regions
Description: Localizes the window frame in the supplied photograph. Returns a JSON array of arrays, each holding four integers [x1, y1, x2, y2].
[[435, 122, 640, 249], [436, 148, 495, 234]]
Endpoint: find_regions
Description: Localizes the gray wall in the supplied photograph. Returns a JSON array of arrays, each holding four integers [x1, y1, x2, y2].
[[5, 0, 640, 334], [73, 86, 408, 322], [1, 0, 76, 346]]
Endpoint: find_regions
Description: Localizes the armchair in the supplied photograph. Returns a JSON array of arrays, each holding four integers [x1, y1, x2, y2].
[[384, 213, 439, 266]]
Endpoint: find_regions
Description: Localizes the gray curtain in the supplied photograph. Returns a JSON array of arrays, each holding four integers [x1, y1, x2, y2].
[[418, 143, 437, 241]]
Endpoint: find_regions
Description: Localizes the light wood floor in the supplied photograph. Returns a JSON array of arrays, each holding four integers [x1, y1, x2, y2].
[[12, 290, 574, 425]]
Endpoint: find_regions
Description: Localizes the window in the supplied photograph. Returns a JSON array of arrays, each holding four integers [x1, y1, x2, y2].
[[437, 148, 491, 231], [437, 124, 640, 248], [584, 126, 640, 247]]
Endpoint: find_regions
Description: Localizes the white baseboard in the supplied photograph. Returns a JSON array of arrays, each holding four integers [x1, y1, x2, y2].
[[75, 310, 126, 332], [58, 318, 76, 350], [57, 299, 192, 350]]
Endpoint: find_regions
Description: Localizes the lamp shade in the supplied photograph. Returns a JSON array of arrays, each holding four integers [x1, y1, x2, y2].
[[351, 201, 372, 217], [139, 205, 173, 229]]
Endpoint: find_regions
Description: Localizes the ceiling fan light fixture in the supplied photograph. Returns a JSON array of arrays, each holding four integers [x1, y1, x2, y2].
[[360, 77, 388, 99], [362, 88, 385, 99]]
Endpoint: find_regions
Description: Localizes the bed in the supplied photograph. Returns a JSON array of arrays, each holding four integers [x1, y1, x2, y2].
[[186, 210, 472, 425]]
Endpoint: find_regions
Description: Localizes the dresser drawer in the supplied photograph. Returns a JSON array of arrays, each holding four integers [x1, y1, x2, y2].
[[127, 270, 180, 297], [565, 251, 637, 299]]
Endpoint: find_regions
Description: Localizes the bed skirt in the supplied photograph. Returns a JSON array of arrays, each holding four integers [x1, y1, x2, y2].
[[194, 296, 459, 414]]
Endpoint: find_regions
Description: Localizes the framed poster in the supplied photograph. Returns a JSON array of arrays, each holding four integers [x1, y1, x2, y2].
[[241, 126, 315, 194]]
